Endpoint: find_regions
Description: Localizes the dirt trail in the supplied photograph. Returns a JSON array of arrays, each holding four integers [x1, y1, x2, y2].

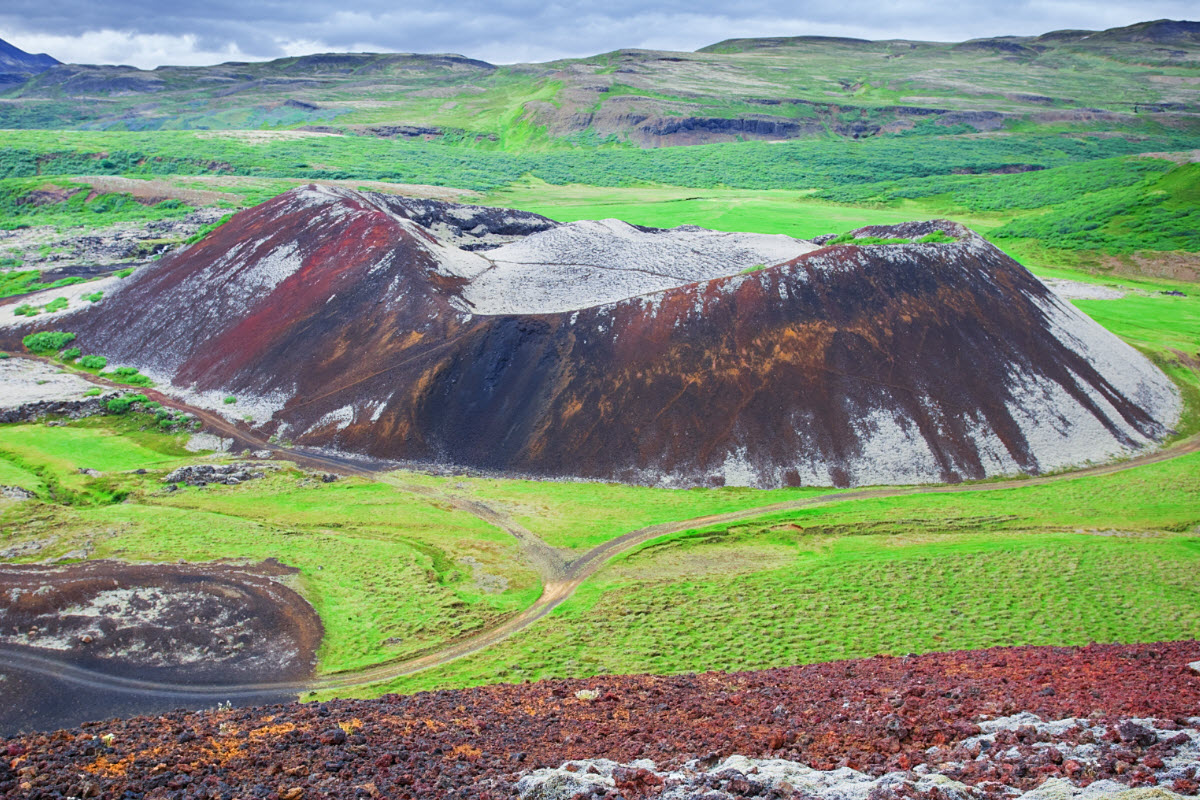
[[6, 360, 1199, 698]]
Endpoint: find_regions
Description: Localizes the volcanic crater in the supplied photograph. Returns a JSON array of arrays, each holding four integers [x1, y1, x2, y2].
[[6, 184, 1180, 488]]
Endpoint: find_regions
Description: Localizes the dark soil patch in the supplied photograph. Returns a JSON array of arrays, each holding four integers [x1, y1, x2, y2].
[[0, 559, 321, 735]]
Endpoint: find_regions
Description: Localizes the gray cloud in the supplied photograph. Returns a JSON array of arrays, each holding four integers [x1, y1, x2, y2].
[[1, 0, 1196, 68]]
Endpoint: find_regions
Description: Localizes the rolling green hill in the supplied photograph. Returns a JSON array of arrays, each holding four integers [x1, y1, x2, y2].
[[2, 20, 1197, 145]]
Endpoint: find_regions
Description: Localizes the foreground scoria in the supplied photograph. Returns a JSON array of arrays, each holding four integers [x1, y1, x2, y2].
[[2, 641, 1199, 799]]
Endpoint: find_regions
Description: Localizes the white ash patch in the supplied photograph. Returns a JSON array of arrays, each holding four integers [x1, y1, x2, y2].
[[1036, 294, 1181, 431], [0, 275, 120, 329], [1042, 278, 1126, 301], [459, 219, 817, 315], [986, 294, 1183, 475], [720, 447, 758, 488], [309, 404, 356, 433], [958, 411, 1023, 476], [843, 403, 944, 486], [1002, 368, 1135, 473], [146, 373, 293, 427], [0, 358, 107, 409], [185, 432, 233, 453], [517, 714, 1200, 799]]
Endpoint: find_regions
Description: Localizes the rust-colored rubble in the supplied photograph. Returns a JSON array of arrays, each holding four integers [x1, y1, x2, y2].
[[2, 641, 1197, 798]]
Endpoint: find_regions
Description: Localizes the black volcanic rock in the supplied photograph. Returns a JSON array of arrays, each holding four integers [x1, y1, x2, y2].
[[10, 186, 1179, 489], [0, 37, 59, 85]]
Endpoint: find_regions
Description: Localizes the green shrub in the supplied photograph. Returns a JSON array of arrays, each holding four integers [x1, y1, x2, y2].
[[78, 354, 107, 369], [23, 330, 76, 353], [0, 351, 8, 359], [105, 396, 134, 413], [82, 291, 104, 302], [83, 387, 101, 397], [224, 396, 237, 404], [13, 303, 38, 316], [108, 367, 153, 387], [114, 267, 135, 278], [829, 233, 910, 246], [918, 231, 957, 244], [44, 296, 68, 312], [61, 347, 81, 360], [104, 392, 148, 414]]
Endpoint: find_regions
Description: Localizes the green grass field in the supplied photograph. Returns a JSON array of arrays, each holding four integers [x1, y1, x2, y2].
[[393, 469, 843, 552], [0, 419, 541, 674], [353, 450, 1200, 697], [2, 76, 1199, 698]]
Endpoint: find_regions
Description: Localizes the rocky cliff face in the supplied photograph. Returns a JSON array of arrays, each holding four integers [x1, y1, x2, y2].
[[26, 186, 1180, 488]]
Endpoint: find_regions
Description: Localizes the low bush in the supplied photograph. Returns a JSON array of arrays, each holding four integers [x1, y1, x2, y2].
[[104, 392, 147, 414], [78, 354, 107, 369], [60, 347, 81, 360], [829, 233, 910, 245], [44, 296, 68, 312], [224, 396, 237, 404], [107, 366, 153, 387], [82, 387, 101, 397], [22, 330, 75, 353]]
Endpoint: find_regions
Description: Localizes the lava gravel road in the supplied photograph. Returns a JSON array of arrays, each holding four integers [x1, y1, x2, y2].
[[3, 641, 1199, 799]]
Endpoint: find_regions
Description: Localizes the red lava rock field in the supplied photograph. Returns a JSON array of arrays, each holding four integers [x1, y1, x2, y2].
[[3, 640, 1199, 799]]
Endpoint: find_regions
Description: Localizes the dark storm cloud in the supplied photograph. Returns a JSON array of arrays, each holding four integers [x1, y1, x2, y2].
[[1, 0, 1196, 68]]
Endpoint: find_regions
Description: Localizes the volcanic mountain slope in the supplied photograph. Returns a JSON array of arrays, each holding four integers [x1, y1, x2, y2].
[[22, 184, 1180, 488]]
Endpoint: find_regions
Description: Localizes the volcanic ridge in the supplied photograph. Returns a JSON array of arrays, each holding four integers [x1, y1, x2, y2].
[[7, 184, 1179, 488]]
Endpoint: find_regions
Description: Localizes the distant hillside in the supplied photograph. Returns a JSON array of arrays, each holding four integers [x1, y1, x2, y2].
[[0, 20, 1197, 145], [0, 37, 58, 85]]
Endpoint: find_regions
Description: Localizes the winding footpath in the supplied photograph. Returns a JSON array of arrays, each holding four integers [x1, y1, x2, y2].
[[3, 362, 1199, 700]]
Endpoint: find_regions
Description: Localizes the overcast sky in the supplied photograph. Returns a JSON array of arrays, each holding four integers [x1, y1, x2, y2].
[[2, 1, 1195, 69]]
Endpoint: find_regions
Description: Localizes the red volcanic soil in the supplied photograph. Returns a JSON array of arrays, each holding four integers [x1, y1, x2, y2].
[[3, 641, 1198, 798]]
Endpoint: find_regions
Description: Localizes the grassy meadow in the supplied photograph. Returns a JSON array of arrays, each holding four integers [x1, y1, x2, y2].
[[350, 449, 1200, 697], [2, 43, 1199, 694], [0, 417, 542, 674]]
